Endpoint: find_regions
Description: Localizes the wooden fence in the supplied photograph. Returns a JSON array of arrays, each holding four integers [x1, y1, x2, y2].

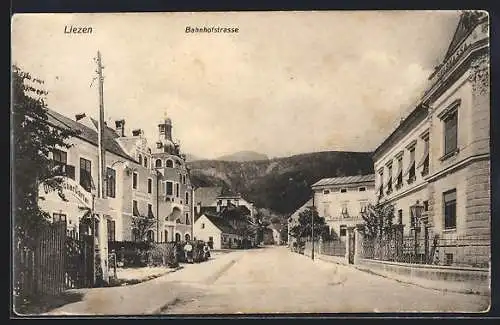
[[14, 222, 66, 298], [14, 222, 95, 299]]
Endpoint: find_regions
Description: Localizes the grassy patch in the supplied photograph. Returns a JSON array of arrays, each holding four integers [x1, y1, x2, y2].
[[13, 291, 84, 316]]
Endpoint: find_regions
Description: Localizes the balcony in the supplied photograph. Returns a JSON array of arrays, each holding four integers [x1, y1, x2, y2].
[[50, 161, 75, 180]]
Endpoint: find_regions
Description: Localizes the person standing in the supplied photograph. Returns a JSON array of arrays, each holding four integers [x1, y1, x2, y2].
[[184, 241, 193, 263]]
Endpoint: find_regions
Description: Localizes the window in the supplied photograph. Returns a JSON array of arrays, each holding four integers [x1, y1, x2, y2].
[[166, 181, 173, 195], [201, 223, 205, 229], [166, 159, 173, 168], [408, 147, 416, 183], [444, 189, 457, 230], [378, 170, 384, 198], [107, 220, 116, 241], [423, 200, 429, 212], [445, 253, 454, 266], [138, 154, 142, 165], [106, 167, 116, 198], [144, 157, 148, 168], [358, 187, 366, 192], [148, 178, 152, 194], [182, 175, 186, 184], [52, 149, 72, 177], [155, 159, 162, 168], [339, 225, 347, 237], [185, 192, 189, 204], [323, 202, 330, 218], [185, 213, 190, 225], [396, 157, 403, 189], [132, 172, 138, 189], [53, 149, 67, 165], [227, 199, 231, 205], [185, 234, 190, 241], [53, 213, 66, 223], [360, 201, 369, 213], [386, 164, 393, 194], [133, 200, 139, 216], [341, 202, 349, 217], [164, 230, 169, 242], [147, 230, 155, 242], [323, 189, 330, 194], [176, 183, 180, 197], [444, 110, 458, 156], [175, 233, 181, 242], [340, 188, 347, 193], [217, 200, 222, 206], [79, 157, 92, 192], [148, 204, 154, 218], [420, 137, 430, 176], [397, 209, 403, 225]]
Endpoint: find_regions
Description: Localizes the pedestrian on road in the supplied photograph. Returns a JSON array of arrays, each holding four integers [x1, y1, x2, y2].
[[203, 243, 211, 260], [184, 242, 193, 263]]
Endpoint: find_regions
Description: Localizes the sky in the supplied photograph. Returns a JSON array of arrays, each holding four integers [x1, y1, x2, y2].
[[12, 11, 460, 159]]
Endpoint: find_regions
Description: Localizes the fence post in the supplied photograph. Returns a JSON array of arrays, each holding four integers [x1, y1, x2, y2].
[[393, 224, 404, 262]]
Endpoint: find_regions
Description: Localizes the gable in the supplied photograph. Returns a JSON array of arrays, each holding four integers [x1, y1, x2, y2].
[[443, 11, 488, 61]]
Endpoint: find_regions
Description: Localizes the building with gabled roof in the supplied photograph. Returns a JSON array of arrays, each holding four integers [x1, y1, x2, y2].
[[193, 213, 243, 249]]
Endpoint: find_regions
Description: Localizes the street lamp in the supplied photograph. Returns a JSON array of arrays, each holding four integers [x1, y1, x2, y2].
[[410, 200, 425, 263]]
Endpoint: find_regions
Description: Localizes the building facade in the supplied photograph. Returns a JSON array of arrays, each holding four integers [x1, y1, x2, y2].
[[373, 11, 490, 267], [312, 175, 376, 240], [193, 214, 242, 249], [38, 108, 194, 245]]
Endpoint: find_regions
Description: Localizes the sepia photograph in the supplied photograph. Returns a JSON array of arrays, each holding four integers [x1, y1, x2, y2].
[[11, 10, 491, 316]]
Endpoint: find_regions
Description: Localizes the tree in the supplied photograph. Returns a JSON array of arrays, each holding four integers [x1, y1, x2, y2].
[[360, 202, 395, 239], [12, 65, 78, 247], [289, 206, 329, 243], [131, 214, 156, 242]]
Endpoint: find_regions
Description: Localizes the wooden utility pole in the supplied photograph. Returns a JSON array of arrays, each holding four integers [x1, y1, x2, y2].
[[96, 51, 106, 200]]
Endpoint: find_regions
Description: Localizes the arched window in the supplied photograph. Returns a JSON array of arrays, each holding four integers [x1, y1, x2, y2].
[[185, 233, 191, 242], [138, 154, 142, 165], [166, 159, 173, 168], [147, 230, 155, 242], [175, 233, 181, 242], [155, 159, 162, 168], [164, 230, 168, 242]]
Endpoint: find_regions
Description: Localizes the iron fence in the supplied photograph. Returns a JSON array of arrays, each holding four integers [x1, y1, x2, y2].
[[360, 234, 490, 268]]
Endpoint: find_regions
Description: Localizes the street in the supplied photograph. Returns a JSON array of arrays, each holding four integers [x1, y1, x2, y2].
[[160, 246, 490, 314]]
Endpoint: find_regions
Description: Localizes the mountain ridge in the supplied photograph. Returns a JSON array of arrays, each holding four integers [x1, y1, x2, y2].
[[187, 150, 374, 216]]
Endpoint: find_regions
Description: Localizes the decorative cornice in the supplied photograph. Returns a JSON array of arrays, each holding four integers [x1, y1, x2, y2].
[[468, 53, 490, 96], [405, 139, 417, 150], [437, 99, 461, 120]]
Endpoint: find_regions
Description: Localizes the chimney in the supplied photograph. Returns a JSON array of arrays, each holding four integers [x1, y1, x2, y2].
[[115, 119, 125, 137], [75, 113, 86, 121], [131, 129, 143, 137]]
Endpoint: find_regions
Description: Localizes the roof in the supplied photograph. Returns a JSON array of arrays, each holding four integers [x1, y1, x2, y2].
[[46, 109, 136, 162], [202, 214, 240, 235], [290, 198, 313, 220], [194, 187, 223, 206], [312, 174, 375, 188]]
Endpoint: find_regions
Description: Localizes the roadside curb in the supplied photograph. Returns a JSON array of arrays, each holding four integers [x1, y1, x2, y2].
[[304, 251, 490, 297]]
